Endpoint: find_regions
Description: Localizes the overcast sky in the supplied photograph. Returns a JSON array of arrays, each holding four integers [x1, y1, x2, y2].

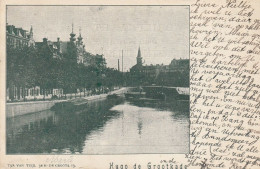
[[7, 6, 189, 71]]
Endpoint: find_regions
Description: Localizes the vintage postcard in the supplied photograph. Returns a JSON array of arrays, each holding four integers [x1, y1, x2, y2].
[[5, 5, 189, 155], [0, 0, 260, 169]]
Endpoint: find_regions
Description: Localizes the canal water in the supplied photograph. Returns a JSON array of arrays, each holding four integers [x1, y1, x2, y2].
[[6, 98, 189, 154]]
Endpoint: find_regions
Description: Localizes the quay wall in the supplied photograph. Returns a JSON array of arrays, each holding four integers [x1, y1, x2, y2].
[[6, 100, 66, 118], [6, 88, 129, 118]]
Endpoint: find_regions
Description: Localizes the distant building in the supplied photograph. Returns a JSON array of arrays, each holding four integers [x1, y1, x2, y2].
[[34, 24, 106, 66], [131, 47, 189, 75], [6, 24, 35, 48], [57, 25, 87, 64], [35, 38, 62, 59], [130, 47, 189, 86], [83, 52, 106, 68], [35, 25, 86, 62]]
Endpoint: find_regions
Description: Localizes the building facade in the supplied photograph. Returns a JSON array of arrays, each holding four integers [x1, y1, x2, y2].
[[6, 24, 35, 48], [35, 38, 62, 59], [6, 24, 107, 101]]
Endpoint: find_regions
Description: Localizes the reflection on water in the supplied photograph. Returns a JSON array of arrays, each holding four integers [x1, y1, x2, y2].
[[7, 98, 189, 154]]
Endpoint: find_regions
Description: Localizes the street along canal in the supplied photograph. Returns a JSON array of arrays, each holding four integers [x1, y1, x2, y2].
[[6, 97, 189, 154]]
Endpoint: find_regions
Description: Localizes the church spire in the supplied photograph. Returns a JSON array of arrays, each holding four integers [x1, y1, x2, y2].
[[70, 23, 76, 42], [77, 27, 83, 42], [137, 46, 141, 58], [30, 25, 33, 33], [28, 25, 35, 47], [29, 25, 33, 38], [136, 46, 142, 66]]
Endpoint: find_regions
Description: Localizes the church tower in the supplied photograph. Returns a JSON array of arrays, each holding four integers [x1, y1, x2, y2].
[[77, 27, 84, 64], [28, 25, 35, 47], [70, 23, 76, 43], [136, 46, 142, 66], [77, 27, 83, 46], [67, 23, 78, 63]]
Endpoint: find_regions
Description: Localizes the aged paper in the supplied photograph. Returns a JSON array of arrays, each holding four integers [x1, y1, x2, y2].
[[0, 0, 260, 169]]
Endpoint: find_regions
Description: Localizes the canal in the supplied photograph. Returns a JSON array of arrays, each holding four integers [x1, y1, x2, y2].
[[6, 98, 189, 154]]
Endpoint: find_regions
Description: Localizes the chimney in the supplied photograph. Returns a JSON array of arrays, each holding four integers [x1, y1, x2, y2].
[[57, 37, 60, 42], [118, 59, 120, 71], [11, 25, 14, 34], [43, 38, 48, 43]]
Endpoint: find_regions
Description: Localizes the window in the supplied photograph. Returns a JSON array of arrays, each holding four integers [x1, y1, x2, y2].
[[14, 87, 16, 97], [31, 89, 34, 96], [25, 89, 28, 96]]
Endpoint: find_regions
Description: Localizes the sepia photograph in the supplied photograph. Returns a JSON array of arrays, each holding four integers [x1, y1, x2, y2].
[[6, 5, 190, 154]]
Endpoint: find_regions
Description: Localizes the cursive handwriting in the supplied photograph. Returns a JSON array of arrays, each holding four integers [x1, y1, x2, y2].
[[188, 0, 260, 168]]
